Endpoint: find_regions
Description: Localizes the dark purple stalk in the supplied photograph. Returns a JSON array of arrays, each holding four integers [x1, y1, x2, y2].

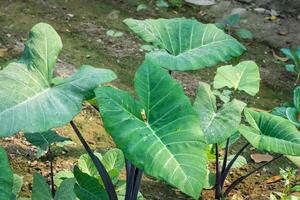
[[223, 154, 283, 197], [221, 142, 250, 187], [70, 121, 118, 200], [47, 147, 55, 197], [221, 138, 230, 176], [215, 144, 221, 200], [125, 160, 143, 200]]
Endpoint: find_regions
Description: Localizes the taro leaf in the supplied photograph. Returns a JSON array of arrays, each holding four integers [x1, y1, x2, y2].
[[281, 48, 295, 60], [32, 173, 53, 200], [101, 149, 125, 183], [73, 166, 108, 200], [293, 86, 300, 111], [0, 23, 116, 137], [226, 13, 240, 27], [285, 64, 296, 72], [235, 28, 253, 40], [32, 173, 76, 200], [219, 132, 240, 149], [272, 106, 287, 118], [54, 178, 76, 200], [203, 170, 215, 189], [239, 108, 300, 156], [54, 171, 74, 187], [12, 174, 23, 198], [0, 147, 13, 200], [24, 130, 71, 150], [193, 82, 246, 144], [78, 149, 124, 184], [78, 153, 102, 178], [214, 61, 260, 96], [95, 59, 208, 199], [124, 18, 245, 71], [20, 23, 62, 83], [286, 108, 300, 127]]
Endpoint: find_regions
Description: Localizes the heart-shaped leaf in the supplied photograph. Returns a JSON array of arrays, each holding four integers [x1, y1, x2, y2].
[[24, 130, 71, 150], [193, 82, 246, 144], [124, 18, 245, 71], [0, 147, 13, 199], [214, 61, 260, 96], [95, 59, 208, 199], [0, 23, 116, 137], [239, 108, 300, 156], [286, 107, 300, 127]]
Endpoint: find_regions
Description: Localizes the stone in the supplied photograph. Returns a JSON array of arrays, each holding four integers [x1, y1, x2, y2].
[[254, 7, 270, 15], [298, 14, 300, 20], [184, 0, 216, 6], [231, 8, 247, 17], [106, 10, 120, 20]]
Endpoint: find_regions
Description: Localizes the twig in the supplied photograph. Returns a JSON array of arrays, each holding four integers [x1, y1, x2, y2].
[[223, 154, 283, 197]]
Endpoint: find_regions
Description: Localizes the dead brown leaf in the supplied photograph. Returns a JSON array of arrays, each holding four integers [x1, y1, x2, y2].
[[0, 48, 8, 58], [251, 153, 274, 163], [264, 175, 282, 184]]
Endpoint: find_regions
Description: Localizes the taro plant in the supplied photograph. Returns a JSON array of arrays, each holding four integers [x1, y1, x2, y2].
[[216, 13, 253, 40], [0, 23, 118, 199], [124, 18, 246, 71], [273, 86, 300, 127], [280, 47, 300, 84]]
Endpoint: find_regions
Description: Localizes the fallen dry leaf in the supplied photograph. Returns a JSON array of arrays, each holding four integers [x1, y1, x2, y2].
[[251, 153, 274, 163], [271, 49, 289, 62], [265, 176, 282, 184], [0, 48, 8, 58], [231, 194, 244, 200]]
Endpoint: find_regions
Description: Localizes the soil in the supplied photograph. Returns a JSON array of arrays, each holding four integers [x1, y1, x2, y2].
[[0, 0, 300, 199]]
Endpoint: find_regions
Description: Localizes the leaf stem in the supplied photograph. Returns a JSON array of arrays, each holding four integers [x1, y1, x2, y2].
[[223, 154, 283, 197], [221, 142, 249, 187], [70, 121, 118, 200], [47, 147, 55, 197], [215, 144, 221, 200], [221, 138, 230, 177], [125, 160, 143, 200]]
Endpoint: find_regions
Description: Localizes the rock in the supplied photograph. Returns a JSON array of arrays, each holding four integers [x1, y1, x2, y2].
[[298, 14, 300, 20], [254, 7, 270, 15], [184, 0, 216, 6], [231, 8, 247, 17], [270, 9, 279, 16]]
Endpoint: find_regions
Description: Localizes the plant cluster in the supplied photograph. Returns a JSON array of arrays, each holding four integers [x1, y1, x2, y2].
[[0, 17, 300, 200]]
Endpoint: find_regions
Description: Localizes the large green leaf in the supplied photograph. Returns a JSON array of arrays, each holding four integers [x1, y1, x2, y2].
[[24, 130, 70, 150], [20, 23, 62, 83], [214, 61, 260, 96], [193, 82, 246, 144], [95, 59, 208, 199], [286, 108, 300, 127], [0, 23, 116, 137], [124, 18, 245, 71], [0, 147, 13, 200], [239, 108, 300, 156]]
